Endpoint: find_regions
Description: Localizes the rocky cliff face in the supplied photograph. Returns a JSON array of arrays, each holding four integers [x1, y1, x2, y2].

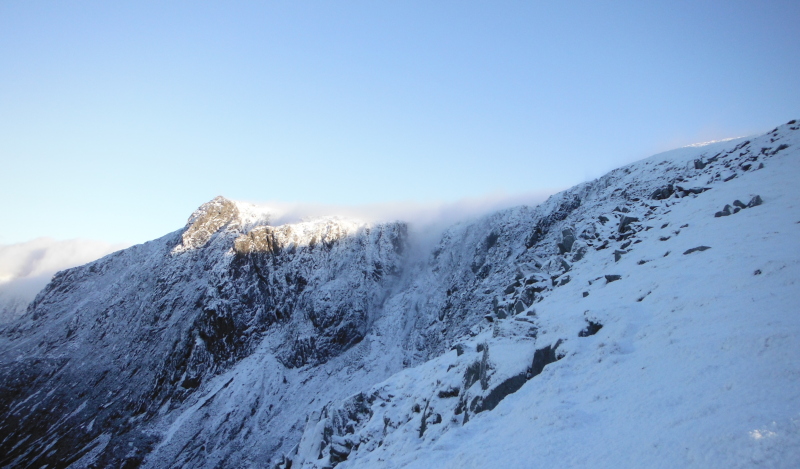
[[1, 120, 798, 469]]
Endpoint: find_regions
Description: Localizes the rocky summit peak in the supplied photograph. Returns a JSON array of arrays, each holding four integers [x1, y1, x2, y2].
[[176, 196, 240, 252], [175, 196, 365, 254]]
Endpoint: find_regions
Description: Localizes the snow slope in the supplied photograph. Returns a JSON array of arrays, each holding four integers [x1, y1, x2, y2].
[[0, 120, 798, 469]]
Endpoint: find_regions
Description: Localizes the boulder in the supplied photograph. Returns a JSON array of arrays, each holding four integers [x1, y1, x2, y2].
[[578, 320, 603, 337], [618, 216, 639, 233], [747, 195, 763, 208], [714, 205, 732, 217]]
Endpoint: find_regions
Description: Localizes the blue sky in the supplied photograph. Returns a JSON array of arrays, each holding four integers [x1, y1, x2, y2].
[[2, 1, 799, 245]]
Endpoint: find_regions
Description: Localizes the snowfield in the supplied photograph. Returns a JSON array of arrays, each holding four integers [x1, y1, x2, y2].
[[284, 122, 800, 469], [0, 120, 798, 469]]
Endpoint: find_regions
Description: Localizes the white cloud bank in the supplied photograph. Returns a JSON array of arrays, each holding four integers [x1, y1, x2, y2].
[[243, 188, 559, 247], [0, 238, 129, 323]]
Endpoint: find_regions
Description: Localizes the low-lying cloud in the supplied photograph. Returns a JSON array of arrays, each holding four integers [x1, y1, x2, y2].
[[247, 188, 558, 239], [0, 238, 129, 323]]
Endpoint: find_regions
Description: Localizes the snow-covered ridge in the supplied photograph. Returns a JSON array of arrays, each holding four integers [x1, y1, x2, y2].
[[175, 195, 371, 254], [0, 119, 798, 469]]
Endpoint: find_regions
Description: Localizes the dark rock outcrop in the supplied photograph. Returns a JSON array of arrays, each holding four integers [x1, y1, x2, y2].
[[683, 246, 711, 255]]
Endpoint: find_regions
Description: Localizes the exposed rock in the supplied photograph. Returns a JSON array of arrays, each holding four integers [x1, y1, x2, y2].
[[676, 186, 711, 197], [329, 438, 352, 464], [714, 205, 732, 217], [178, 196, 240, 251], [651, 184, 674, 200], [605, 274, 622, 283], [733, 200, 747, 209], [234, 225, 280, 254], [618, 216, 639, 233], [438, 387, 460, 399], [578, 320, 603, 337], [571, 244, 588, 262], [557, 228, 576, 254], [524, 196, 581, 249], [529, 340, 563, 378], [474, 341, 563, 415], [614, 250, 626, 262], [683, 246, 711, 255], [747, 195, 763, 208], [473, 373, 527, 414]]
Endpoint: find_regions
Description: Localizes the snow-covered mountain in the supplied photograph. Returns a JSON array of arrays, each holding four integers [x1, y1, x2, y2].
[[0, 238, 129, 324], [1, 120, 799, 469]]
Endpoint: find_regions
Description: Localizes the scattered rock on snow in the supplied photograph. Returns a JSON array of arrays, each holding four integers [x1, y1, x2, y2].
[[605, 274, 622, 283], [683, 246, 711, 255]]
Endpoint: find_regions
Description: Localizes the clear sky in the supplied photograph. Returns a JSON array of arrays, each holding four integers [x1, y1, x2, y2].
[[2, 0, 798, 245]]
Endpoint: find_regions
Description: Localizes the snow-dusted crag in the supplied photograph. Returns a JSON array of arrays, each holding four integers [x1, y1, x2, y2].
[[1, 120, 799, 468]]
